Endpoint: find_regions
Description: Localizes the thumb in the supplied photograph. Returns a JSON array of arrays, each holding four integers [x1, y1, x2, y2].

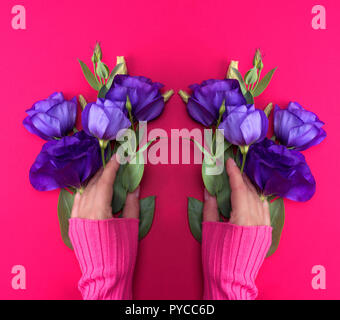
[[122, 186, 140, 219], [203, 189, 219, 222]]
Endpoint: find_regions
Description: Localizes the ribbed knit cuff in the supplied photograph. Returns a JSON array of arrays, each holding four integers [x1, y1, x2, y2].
[[69, 218, 139, 300], [202, 222, 272, 300]]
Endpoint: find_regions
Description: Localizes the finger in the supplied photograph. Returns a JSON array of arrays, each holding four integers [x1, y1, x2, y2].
[[243, 173, 258, 195], [96, 154, 120, 204], [122, 187, 140, 219], [203, 189, 219, 222], [243, 174, 263, 214], [226, 158, 247, 212], [86, 167, 104, 189], [71, 191, 81, 218], [262, 199, 271, 226], [99, 153, 120, 187]]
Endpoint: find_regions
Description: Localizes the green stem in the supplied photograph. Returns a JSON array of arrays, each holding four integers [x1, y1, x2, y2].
[[240, 151, 247, 174], [211, 131, 216, 155], [128, 109, 135, 131], [239, 145, 249, 174], [101, 147, 106, 168]]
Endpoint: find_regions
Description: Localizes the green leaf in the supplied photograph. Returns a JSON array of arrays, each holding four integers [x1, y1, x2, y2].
[[78, 59, 101, 91], [139, 196, 156, 239], [188, 197, 203, 242], [97, 63, 123, 99], [137, 138, 155, 155], [105, 142, 112, 162], [123, 152, 144, 192], [116, 138, 154, 195], [266, 198, 285, 257], [216, 167, 231, 218], [224, 144, 235, 161], [212, 132, 231, 158], [216, 188, 231, 219], [112, 164, 128, 214], [235, 147, 241, 167], [191, 138, 213, 161], [244, 67, 258, 85], [57, 189, 75, 249], [231, 67, 247, 95], [202, 157, 223, 195], [244, 90, 254, 104], [253, 67, 277, 97], [201, 142, 233, 218], [107, 63, 123, 89], [96, 61, 109, 79]]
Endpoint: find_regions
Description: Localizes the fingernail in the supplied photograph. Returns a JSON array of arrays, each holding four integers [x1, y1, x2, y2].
[[133, 186, 140, 198], [111, 152, 120, 163], [228, 158, 237, 166], [75, 192, 81, 200], [204, 188, 211, 201]]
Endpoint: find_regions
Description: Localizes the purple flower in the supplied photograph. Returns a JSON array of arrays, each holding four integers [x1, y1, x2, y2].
[[29, 131, 102, 191], [106, 75, 165, 121], [244, 138, 316, 202], [82, 98, 131, 141], [218, 104, 268, 146], [23, 92, 77, 140], [274, 102, 326, 151], [186, 79, 246, 126]]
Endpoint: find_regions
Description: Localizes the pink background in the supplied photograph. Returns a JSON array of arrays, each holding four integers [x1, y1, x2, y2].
[[0, 0, 339, 299]]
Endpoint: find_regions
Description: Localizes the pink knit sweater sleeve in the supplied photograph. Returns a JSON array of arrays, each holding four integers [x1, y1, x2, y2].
[[202, 221, 272, 300], [69, 217, 139, 300]]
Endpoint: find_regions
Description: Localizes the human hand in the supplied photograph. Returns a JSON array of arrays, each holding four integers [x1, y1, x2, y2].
[[203, 158, 270, 226], [71, 154, 140, 220]]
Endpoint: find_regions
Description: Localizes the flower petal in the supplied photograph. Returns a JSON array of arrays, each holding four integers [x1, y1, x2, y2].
[[240, 111, 263, 145], [31, 113, 62, 138], [87, 104, 110, 139]]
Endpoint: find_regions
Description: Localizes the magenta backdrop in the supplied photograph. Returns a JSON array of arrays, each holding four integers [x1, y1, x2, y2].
[[0, 0, 339, 300]]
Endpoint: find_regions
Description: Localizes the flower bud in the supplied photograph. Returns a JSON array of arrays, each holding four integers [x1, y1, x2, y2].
[[239, 145, 249, 155], [99, 139, 109, 149], [226, 60, 239, 79], [94, 42, 102, 61], [91, 52, 97, 64], [78, 94, 87, 110], [116, 56, 127, 74], [178, 90, 190, 103], [219, 99, 226, 116], [253, 49, 263, 70], [126, 95, 132, 113], [264, 102, 273, 118], [162, 89, 174, 102]]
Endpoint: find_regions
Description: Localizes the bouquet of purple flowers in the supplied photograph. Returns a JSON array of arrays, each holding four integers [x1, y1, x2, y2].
[[180, 50, 326, 256], [23, 43, 173, 248]]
